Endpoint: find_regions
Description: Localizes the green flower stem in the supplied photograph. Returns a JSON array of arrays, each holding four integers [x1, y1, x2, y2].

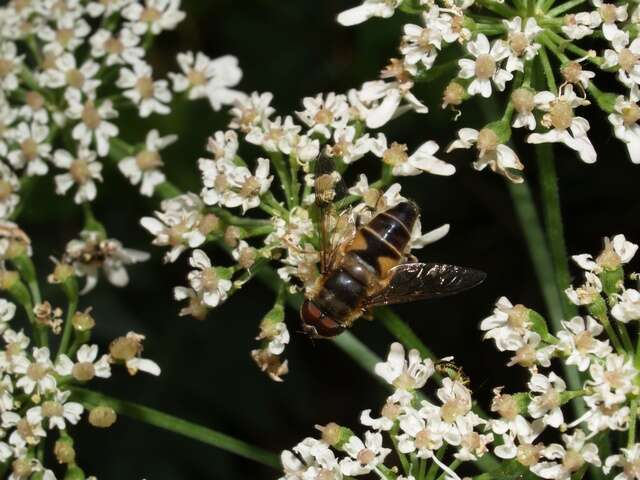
[[289, 155, 301, 207], [536, 145, 578, 320], [436, 459, 461, 480], [390, 424, 411, 476], [547, 0, 587, 17], [475, 0, 518, 18], [507, 182, 565, 327], [11, 256, 42, 305], [425, 445, 446, 480], [56, 280, 79, 360], [417, 458, 427, 480], [629, 399, 638, 448], [544, 30, 604, 66], [9, 176, 37, 221], [269, 152, 294, 209], [68, 386, 281, 469], [538, 47, 557, 92], [596, 312, 624, 354], [616, 321, 634, 353]]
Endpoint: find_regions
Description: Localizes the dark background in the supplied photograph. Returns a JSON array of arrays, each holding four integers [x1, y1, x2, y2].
[[18, 1, 640, 478]]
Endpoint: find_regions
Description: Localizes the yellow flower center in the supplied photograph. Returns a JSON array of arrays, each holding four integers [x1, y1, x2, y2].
[[136, 76, 155, 99], [135, 150, 162, 171], [70, 158, 91, 184], [82, 101, 102, 130], [550, 101, 574, 130], [475, 54, 496, 80]]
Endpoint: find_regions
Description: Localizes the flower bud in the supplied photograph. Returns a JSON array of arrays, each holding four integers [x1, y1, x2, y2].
[[64, 465, 86, 480], [55, 439, 76, 464], [315, 422, 353, 449], [511, 88, 534, 114], [198, 213, 220, 236], [442, 81, 465, 107], [88, 406, 117, 428], [72, 309, 96, 332], [223, 226, 241, 248], [49, 262, 75, 284]]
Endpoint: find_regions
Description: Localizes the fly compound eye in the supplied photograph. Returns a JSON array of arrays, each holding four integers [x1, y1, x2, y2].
[[300, 300, 344, 338]]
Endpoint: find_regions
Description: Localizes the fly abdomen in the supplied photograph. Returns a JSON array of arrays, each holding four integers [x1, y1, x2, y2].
[[346, 201, 419, 276], [314, 268, 365, 320]]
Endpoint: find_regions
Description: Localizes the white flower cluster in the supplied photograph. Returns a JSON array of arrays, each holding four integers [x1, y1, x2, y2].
[[335, 0, 640, 180], [0, 283, 160, 479], [0, 0, 244, 212], [480, 233, 640, 479], [281, 343, 490, 480]]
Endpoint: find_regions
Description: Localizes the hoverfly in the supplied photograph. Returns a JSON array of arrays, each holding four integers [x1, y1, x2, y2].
[[300, 156, 486, 338]]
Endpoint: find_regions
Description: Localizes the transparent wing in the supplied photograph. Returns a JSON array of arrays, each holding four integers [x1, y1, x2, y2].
[[314, 155, 348, 273], [364, 262, 486, 307]]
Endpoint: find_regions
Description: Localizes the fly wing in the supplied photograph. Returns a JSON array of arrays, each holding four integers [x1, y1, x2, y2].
[[314, 155, 348, 273], [364, 262, 486, 308]]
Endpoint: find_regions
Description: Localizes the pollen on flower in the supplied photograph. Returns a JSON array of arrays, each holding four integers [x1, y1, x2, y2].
[[475, 54, 497, 80], [621, 103, 640, 126], [476, 128, 498, 153], [516, 443, 543, 467], [549, 101, 574, 130], [561, 62, 584, 85], [491, 391, 519, 420], [511, 88, 534, 114], [382, 142, 409, 166], [72, 309, 96, 332]]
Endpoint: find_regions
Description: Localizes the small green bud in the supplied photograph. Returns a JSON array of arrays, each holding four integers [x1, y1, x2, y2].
[[0, 270, 31, 306], [600, 268, 624, 295], [55, 438, 76, 464], [587, 296, 608, 321], [64, 465, 86, 480], [317, 422, 354, 450], [72, 309, 96, 332], [528, 310, 557, 344]]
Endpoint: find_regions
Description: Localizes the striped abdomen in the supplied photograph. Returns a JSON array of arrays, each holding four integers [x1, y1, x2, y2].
[[301, 202, 419, 337]]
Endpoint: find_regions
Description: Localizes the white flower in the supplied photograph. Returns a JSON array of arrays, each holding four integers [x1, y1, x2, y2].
[[608, 96, 640, 163], [56, 344, 112, 380], [604, 444, 640, 479], [15, 347, 57, 395], [111, 331, 161, 376], [592, 0, 628, 42], [170, 52, 244, 110], [53, 147, 103, 204], [140, 193, 207, 263], [222, 158, 273, 213], [119, 129, 177, 197], [122, 0, 186, 35], [561, 12, 600, 40], [493, 416, 544, 460], [0, 375, 13, 412], [397, 406, 446, 456], [557, 316, 611, 371], [360, 402, 398, 432], [7, 122, 51, 176], [0, 42, 23, 91], [572, 234, 638, 273], [0, 329, 30, 374], [503, 17, 541, 72], [66, 90, 119, 157], [296, 92, 350, 139], [3, 409, 46, 447], [185, 249, 232, 308], [40, 53, 101, 96], [588, 353, 637, 407], [527, 372, 566, 428], [580, 394, 630, 432], [458, 34, 512, 98], [612, 289, 640, 323], [117, 61, 172, 117], [507, 332, 554, 368], [38, 14, 90, 54], [527, 85, 596, 163], [340, 431, 391, 475], [531, 430, 600, 480], [87, 0, 134, 17], [337, 0, 401, 26], [0, 298, 16, 333], [90, 28, 144, 66], [29, 390, 83, 430], [229, 92, 275, 132], [0, 162, 20, 220], [448, 128, 523, 183], [281, 437, 342, 480], [0, 98, 18, 155], [565, 272, 603, 305], [65, 231, 150, 293], [371, 135, 454, 176], [401, 17, 443, 69], [246, 115, 301, 154], [358, 77, 428, 129], [374, 342, 434, 398], [603, 33, 640, 88]]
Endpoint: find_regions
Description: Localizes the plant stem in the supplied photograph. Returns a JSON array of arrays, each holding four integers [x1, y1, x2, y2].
[[548, 0, 587, 16], [507, 182, 565, 327], [629, 399, 638, 448], [390, 424, 411, 476], [57, 290, 78, 360], [269, 152, 293, 209], [536, 145, 577, 320], [69, 387, 281, 469], [616, 322, 634, 353]]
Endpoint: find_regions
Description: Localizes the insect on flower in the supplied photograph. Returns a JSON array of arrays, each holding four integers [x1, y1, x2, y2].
[[300, 156, 486, 338]]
